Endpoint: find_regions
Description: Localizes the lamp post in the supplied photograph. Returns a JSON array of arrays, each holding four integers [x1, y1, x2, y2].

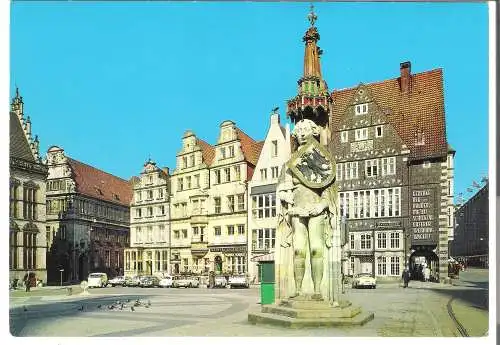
[[59, 268, 64, 287]]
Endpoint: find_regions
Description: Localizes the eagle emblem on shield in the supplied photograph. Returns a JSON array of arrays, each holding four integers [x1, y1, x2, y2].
[[286, 138, 336, 189]]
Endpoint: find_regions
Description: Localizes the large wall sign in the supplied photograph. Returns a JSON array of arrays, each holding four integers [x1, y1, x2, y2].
[[410, 188, 438, 245]]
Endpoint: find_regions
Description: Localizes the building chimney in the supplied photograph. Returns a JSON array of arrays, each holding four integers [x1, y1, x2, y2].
[[400, 61, 412, 93]]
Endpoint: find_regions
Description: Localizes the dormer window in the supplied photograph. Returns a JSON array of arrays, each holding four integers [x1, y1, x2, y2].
[[220, 147, 226, 159], [228, 146, 235, 158], [182, 156, 188, 169], [355, 103, 368, 115]]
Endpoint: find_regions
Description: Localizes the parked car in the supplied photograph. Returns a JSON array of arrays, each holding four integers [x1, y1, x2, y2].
[[214, 275, 227, 288], [173, 275, 199, 288], [159, 275, 173, 288], [108, 276, 125, 287], [88, 273, 108, 288], [228, 274, 249, 289], [351, 273, 376, 289], [140, 276, 160, 288], [123, 276, 141, 287]]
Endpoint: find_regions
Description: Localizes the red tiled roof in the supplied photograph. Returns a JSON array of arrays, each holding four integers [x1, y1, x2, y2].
[[331, 68, 448, 160], [196, 138, 215, 165], [235, 128, 262, 166], [67, 158, 133, 206]]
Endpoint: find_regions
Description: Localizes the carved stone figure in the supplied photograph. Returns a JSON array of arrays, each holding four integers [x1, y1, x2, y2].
[[276, 119, 345, 305]]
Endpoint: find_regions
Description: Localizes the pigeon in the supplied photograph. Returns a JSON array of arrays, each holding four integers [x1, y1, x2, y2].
[[144, 304, 150, 309], [126, 299, 131, 303], [97, 304, 102, 309], [107, 305, 115, 310], [130, 306, 135, 312], [77, 305, 84, 311]]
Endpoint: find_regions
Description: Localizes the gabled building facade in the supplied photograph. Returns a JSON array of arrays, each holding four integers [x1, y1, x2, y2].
[[45, 147, 132, 283], [207, 121, 263, 275], [124, 159, 171, 277], [330, 62, 455, 281], [9, 89, 49, 284], [247, 111, 291, 282], [169, 131, 215, 274]]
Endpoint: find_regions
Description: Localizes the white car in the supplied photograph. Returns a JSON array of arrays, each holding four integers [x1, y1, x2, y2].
[[87, 273, 108, 288], [214, 276, 227, 288], [173, 276, 199, 288], [108, 276, 125, 287], [351, 273, 376, 289], [228, 275, 249, 289], [159, 275, 173, 288]]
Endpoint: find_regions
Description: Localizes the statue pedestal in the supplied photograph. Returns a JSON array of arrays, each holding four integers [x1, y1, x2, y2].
[[248, 296, 374, 328]]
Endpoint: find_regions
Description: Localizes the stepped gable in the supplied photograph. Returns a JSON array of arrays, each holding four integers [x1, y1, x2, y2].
[[196, 138, 215, 165], [67, 157, 133, 206], [331, 68, 448, 161], [10, 111, 36, 162]]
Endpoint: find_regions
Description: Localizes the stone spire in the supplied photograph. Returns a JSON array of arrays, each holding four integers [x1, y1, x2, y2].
[[11, 86, 24, 122], [286, 5, 333, 144]]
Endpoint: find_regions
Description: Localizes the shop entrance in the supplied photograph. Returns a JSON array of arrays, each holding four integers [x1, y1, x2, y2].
[[409, 246, 439, 282], [214, 256, 222, 273]]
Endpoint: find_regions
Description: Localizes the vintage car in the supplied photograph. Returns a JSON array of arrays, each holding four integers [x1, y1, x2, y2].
[[228, 275, 249, 289], [140, 275, 160, 288], [87, 273, 108, 288], [108, 276, 125, 287], [159, 275, 173, 288], [214, 275, 227, 288], [123, 276, 141, 287], [173, 276, 200, 288], [351, 273, 376, 289]]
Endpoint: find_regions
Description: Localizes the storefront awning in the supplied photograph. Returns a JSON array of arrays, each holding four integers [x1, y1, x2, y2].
[[251, 253, 274, 262]]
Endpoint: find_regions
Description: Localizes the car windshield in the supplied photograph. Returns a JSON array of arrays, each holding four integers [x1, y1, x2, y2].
[[356, 273, 372, 278], [89, 273, 104, 278]]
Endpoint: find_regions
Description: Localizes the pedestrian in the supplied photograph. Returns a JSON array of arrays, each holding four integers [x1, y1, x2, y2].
[[24, 273, 31, 292], [423, 267, 430, 282], [402, 268, 410, 288]]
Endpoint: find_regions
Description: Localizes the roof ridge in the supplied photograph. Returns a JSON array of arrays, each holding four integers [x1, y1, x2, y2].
[[67, 157, 130, 183]]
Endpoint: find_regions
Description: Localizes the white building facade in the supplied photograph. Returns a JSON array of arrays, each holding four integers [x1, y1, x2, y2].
[[247, 112, 291, 282]]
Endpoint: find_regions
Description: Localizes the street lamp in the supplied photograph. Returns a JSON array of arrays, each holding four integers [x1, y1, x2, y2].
[[59, 268, 64, 287]]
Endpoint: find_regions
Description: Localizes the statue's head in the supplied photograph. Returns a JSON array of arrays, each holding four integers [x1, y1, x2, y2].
[[292, 119, 320, 145]]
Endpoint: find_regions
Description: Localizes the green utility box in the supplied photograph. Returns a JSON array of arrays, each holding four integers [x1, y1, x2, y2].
[[260, 261, 275, 305]]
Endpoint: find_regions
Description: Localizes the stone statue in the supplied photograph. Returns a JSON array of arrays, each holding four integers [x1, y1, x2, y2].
[[276, 119, 345, 306]]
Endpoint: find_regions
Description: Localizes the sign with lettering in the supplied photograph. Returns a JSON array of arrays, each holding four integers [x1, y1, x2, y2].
[[410, 188, 438, 245]]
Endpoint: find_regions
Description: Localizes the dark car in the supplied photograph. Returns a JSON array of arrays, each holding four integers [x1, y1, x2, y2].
[[140, 276, 160, 288]]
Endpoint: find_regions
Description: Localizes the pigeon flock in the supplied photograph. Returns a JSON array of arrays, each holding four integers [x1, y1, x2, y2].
[[75, 298, 152, 312]]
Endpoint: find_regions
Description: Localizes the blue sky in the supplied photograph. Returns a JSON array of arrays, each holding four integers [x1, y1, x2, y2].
[[10, 2, 489, 201]]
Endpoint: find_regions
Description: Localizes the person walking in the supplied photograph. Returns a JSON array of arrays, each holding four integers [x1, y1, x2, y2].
[[402, 268, 411, 288], [423, 267, 430, 282], [24, 273, 31, 292]]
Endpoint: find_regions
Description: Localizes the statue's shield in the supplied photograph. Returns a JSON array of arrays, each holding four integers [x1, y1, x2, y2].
[[287, 138, 336, 189]]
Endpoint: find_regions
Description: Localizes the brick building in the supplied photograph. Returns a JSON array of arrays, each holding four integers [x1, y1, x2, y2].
[[45, 147, 132, 283]]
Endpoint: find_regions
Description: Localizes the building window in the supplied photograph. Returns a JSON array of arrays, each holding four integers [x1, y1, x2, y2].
[[252, 194, 276, 219], [183, 258, 189, 272], [415, 130, 425, 145], [260, 168, 267, 181], [340, 131, 348, 143], [23, 186, 37, 220], [447, 207, 453, 227], [360, 234, 371, 249], [227, 195, 235, 212], [345, 162, 358, 180], [159, 205, 165, 215], [234, 166, 241, 181], [147, 227, 153, 242], [148, 175, 153, 184], [186, 176, 192, 189], [214, 227, 221, 236], [227, 225, 235, 236], [105, 250, 110, 267], [229, 146, 235, 157], [271, 140, 278, 157], [355, 103, 368, 115], [173, 230, 180, 239], [390, 232, 400, 249], [365, 159, 379, 177], [237, 194, 245, 210], [271, 166, 279, 179], [377, 257, 387, 275], [350, 257, 355, 275], [390, 257, 400, 276], [178, 178, 183, 191], [350, 233, 355, 250], [159, 225, 165, 242], [238, 224, 245, 235], [136, 227, 142, 243], [183, 156, 188, 169], [336, 163, 343, 181], [375, 126, 383, 138], [22, 232, 37, 270], [147, 207, 153, 217], [224, 168, 231, 182], [220, 147, 226, 159], [190, 154, 195, 167], [377, 233, 387, 249], [182, 229, 188, 238], [158, 188, 163, 199], [215, 170, 221, 184], [254, 228, 276, 250], [193, 227, 199, 236], [355, 128, 368, 141], [381, 157, 396, 176], [10, 231, 17, 269], [214, 197, 221, 214]]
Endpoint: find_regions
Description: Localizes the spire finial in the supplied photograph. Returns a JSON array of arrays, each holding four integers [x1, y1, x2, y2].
[[307, 3, 317, 27]]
